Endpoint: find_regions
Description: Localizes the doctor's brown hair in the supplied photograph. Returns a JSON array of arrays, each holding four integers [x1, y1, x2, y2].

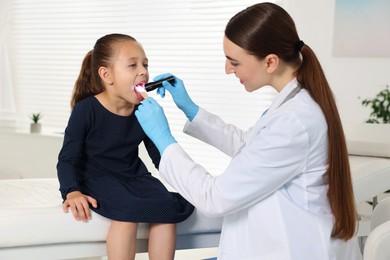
[[225, 3, 356, 240], [71, 33, 137, 108]]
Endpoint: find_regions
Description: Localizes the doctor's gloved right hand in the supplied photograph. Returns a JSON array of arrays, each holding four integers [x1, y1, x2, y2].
[[135, 97, 177, 155], [155, 74, 199, 121]]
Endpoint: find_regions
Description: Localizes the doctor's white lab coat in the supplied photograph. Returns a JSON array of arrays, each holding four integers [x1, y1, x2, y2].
[[159, 79, 362, 260]]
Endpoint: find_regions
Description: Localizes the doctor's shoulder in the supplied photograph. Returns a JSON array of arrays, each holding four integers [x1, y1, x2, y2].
[[258, 109, 308, 137], [281, 92, 326, 126], [263, 105, 325, 140]]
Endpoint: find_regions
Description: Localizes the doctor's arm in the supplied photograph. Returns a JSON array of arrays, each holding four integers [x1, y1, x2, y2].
[[160, 113, 310, 217], [136, 101, 309, 217]]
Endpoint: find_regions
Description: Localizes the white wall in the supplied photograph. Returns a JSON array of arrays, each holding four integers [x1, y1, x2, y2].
[[0, 130, 157, 179], [285, 0, 390, 124], [0, 130, 63, 179]]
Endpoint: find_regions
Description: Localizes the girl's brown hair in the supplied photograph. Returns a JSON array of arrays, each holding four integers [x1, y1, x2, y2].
[[225, 3, 356, 240], [71, 33, 137, 108]]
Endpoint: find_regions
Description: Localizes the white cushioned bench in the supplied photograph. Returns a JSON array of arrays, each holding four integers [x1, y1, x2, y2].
[[346, 124, 390, 204], [0, 178, 222, 259]]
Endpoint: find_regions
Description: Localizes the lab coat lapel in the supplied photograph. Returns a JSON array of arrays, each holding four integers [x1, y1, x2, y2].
[[265, 78, 300, 115]]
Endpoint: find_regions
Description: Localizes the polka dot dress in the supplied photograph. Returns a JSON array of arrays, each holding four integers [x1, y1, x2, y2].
[[57, 96, 194, 223]]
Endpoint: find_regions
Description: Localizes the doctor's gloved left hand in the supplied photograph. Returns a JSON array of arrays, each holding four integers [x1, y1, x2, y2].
[[135, 97, 177, 155]]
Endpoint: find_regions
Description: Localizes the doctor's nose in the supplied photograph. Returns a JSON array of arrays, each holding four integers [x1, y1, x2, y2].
[[225, 60, 234, 74]]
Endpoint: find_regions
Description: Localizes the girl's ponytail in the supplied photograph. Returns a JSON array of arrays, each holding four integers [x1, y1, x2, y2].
[[70, 50, 103, 109]]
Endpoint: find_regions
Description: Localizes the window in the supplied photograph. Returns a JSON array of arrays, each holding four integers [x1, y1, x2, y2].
[[9, 0, 279, 174]]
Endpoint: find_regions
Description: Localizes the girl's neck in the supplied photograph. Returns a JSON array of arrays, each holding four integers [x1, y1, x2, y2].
[[95, 92, 135, 116]]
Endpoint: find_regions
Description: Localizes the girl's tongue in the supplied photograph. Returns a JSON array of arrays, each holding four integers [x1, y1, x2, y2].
[[134, 83, 147, 101]]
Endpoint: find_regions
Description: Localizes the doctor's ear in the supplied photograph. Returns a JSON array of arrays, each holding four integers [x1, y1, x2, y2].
[[98, 66, 114, 85], [264, 54, 279, 74]]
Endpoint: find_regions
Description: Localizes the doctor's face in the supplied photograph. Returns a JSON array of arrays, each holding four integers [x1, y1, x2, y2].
[[223, 36, 270, 92]]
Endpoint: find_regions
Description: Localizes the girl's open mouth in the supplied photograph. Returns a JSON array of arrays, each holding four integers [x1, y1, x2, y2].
[[134, 83, 147, 101]]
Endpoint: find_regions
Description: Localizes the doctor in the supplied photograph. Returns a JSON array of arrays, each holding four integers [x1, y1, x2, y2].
[[135, 3, 362, 260]]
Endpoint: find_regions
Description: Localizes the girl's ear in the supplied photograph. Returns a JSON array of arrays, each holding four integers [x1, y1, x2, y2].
[[98, 66, 113, 85], [265, 54, 279, 73]]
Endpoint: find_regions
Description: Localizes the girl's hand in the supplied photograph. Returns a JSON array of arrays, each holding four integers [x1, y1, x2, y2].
[[63, 191, 98, 222]]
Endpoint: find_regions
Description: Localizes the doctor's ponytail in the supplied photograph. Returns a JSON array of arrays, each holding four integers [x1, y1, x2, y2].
[[297, 45, 357, 240]]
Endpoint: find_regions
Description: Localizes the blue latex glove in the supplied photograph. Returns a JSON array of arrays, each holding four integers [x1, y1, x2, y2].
[[135, 97, 177, 155], [155, 74, 199, 121]]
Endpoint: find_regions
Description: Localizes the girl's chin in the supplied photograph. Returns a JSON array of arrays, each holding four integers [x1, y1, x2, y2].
[[243, 84, 256, 93]]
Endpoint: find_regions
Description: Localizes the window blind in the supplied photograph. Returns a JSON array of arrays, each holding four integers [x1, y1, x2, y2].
[[10, 0, 131, 127], [10, 0, 279, 175]]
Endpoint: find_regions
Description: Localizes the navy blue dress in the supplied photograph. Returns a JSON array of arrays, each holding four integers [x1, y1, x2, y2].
[[57, 96, 194, 223]]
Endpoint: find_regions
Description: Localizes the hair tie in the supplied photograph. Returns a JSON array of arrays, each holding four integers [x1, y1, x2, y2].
[[295, 40, 304, 51]]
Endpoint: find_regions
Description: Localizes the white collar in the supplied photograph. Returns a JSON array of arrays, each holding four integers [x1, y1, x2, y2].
[[266, 78, 299, 114]]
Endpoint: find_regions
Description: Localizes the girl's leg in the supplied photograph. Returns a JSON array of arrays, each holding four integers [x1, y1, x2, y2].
[[148, 223, 176, 260], [106, 220, 138, 260]]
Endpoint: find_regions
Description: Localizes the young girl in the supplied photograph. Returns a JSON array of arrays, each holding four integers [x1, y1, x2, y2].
[[57, 33, 194, 260], [135, 3, 362, 260]]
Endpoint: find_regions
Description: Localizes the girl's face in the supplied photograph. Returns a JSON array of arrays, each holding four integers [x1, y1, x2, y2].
[[109, 40, 149, 104], [223, 36, 270, 92]]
